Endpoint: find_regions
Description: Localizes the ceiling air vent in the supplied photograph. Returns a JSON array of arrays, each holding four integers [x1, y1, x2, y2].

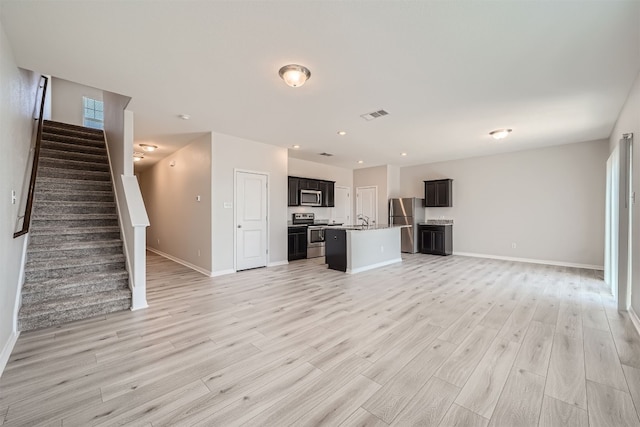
[[319, 152, 334, 157], [360, 109, 389, 121]]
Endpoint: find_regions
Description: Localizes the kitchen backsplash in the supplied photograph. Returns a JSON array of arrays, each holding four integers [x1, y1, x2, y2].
[[287, 206, 335, 222]]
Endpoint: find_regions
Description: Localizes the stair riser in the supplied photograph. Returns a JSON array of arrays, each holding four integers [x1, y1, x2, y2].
[[28, 245, 123, 261], [31, 219, 119, 229], [41, 140, 106, 156], [25, 262, 126, 282], [38, 168, 111, 181], [39, 158, 110, 173], [34, 191, 113, 203], [42, 130, 104, 143], [18, 299, 131, 332], [40, 148, 108, 164], [29, 232, 121, 245], [32, 203, 116, 215], [36, 180, 112, 193], [41, 132, 105, 148], [22, 280, 129, 304]]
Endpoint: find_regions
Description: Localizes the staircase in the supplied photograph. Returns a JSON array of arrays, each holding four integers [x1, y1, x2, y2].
[[18, 120, 131, 331]]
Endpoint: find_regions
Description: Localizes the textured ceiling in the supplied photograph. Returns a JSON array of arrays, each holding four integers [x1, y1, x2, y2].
[[2, 1, 639, 170]]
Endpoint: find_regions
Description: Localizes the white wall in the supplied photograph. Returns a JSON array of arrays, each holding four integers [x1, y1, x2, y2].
[[212, 132, 288, 273], [0, 20, 40, 373], [287, 157, 353, 222], [609, 70, 640, 316], [139, 133, 212, 274], [400, 140, 609, 268], [51, 77, 103, 126], [354, 165, 389, 225]]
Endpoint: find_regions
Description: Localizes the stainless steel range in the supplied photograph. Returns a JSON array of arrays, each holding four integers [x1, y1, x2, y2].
[[292, 213, 325, 259]]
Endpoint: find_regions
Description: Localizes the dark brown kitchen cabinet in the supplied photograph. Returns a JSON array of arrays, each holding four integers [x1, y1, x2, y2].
[[288, 176, 335, 207], [288, 226, 307, 260], [419, 224, 452, 255], [288, 177, 300, 206], [424, 179, 453, 207]]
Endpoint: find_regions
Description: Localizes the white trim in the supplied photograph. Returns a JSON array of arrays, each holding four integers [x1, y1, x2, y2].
[[630, 306, 640, 337], [147, 247, 213, 277], [13, 236, 29, 333], [453, 251, 604, 270], [347, 257, 402, 274], [268, 260, 289, 267], [0, 331, 19, 379]]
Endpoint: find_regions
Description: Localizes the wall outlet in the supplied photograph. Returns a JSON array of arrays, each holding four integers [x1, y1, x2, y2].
[[11, 190, 16, 205], [196, 195, 201, 202], [157, 238, 160, 245], [197, 249, 201, 257], [511, 242, 517, 249]]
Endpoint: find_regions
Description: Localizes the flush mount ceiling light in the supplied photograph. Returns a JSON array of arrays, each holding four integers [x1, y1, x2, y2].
[[179, 114, 190, 120], [489, 128, 512, 140], [401, 152, 407, 156], [133, 152, 144, 162], [278, 64, 311, 88], [139, 144, 158, 152], [337, 131, 347, 136], [357, 160, 364, 164], [292, 145, 300, 149]]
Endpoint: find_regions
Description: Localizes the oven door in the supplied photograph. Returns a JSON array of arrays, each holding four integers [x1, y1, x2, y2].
[[307, 227, 325, 258]]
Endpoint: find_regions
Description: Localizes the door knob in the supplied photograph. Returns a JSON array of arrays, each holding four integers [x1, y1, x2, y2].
[[237, 225, 242, 228]]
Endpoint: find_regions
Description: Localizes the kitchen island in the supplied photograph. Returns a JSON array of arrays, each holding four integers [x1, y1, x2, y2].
[[324, 225, 406, 273]]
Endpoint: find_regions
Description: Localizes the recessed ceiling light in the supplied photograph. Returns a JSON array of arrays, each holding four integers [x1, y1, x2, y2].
[[357, 160, 364, 164], [278, 64, 311, 87], [401, 152, 407, 156], [139, 144, 158, 152], [292, 145, 300, 149], [337, 131, 347, 136], [179, 114, 190, 120], [489, 128, 512, 140]]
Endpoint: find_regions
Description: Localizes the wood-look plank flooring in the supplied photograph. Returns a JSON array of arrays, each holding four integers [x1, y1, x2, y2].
[[1, 252, 640, 426]]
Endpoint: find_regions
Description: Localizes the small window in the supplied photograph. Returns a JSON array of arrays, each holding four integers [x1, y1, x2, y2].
[[83, 97, 104, 129]]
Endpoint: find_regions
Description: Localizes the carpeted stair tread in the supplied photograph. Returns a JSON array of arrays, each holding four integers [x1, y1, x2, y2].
[[27, 240, 123, 261], [22, 271, 128, 303], [35, 176, 113, 192], [34, 189, 113, 202], [39, 156, 110, 172], [20, 289, 131, 315], [42, 126, 105, 140], [41, 140, 107, 156], [29, 225, 120, 236], [38, 166, 111, 181], [25, 253, 125, 272], [19, 298, 131, 331], [28, 239, 123, 253], [32, 212, 118, 220], [32, 200, 116, 215], [40, 147, 108, 164], [44, 120, 104, 135], [41, 132, 106, 148]]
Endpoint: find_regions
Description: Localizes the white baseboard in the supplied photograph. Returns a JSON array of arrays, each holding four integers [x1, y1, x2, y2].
[[453, 252, 604, 271], [630, 306, 640, 337], [147, 248, 213, 277], [0, 331, 19, 379], [268, 260, 289, 267], [348, 257, 402, 274]]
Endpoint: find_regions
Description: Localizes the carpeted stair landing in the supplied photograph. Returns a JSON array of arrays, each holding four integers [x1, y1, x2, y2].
[[19, 120, 131, 331]]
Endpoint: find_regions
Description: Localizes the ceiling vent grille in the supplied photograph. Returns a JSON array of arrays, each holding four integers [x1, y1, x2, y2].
[[360, 109, 389, 121], [319, 152, 334, 157]]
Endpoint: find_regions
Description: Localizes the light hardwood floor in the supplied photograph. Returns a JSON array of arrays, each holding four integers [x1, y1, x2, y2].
[[1, 252, 640, 426]]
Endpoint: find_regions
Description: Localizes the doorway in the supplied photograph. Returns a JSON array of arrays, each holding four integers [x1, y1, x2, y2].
[[235, 171, 268, 271], [356, 186, 378, 226]]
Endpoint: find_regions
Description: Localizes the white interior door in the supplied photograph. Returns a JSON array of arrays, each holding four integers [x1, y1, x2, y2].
[[606, 150, 619, 298], [236, 171, 268, 271], [332, 186, 351, 225], [356, 186, 377, 226]]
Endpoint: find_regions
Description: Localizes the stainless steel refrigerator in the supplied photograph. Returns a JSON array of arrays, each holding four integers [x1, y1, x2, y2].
[[389, 198, 425, 253]]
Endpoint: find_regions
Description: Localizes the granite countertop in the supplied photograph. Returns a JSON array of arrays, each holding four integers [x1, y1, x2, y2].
[[331, 224, 410, 231]]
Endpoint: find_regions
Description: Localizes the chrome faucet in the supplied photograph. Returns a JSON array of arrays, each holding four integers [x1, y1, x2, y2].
[[358, 215, 370, 228]]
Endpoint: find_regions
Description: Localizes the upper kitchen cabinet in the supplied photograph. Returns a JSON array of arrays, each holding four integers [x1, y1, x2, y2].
[[424, 179, 453, 207], [288, 177, 300, 206], [288, 176, 335, 207]]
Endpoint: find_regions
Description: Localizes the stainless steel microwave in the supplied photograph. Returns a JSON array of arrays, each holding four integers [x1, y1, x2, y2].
[[300, 189, 322, 206]]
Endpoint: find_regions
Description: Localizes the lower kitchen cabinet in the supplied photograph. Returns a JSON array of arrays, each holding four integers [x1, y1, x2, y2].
[[419, 224, 452, 256], [288, 226, 307, 261], [325, 229, 347, 272]]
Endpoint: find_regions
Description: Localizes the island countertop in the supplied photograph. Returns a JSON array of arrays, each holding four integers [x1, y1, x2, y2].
[[331, 224, 410, 231]]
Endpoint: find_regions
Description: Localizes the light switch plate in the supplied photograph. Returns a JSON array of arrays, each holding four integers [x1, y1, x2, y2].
[[224, 202, 232, 209]]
